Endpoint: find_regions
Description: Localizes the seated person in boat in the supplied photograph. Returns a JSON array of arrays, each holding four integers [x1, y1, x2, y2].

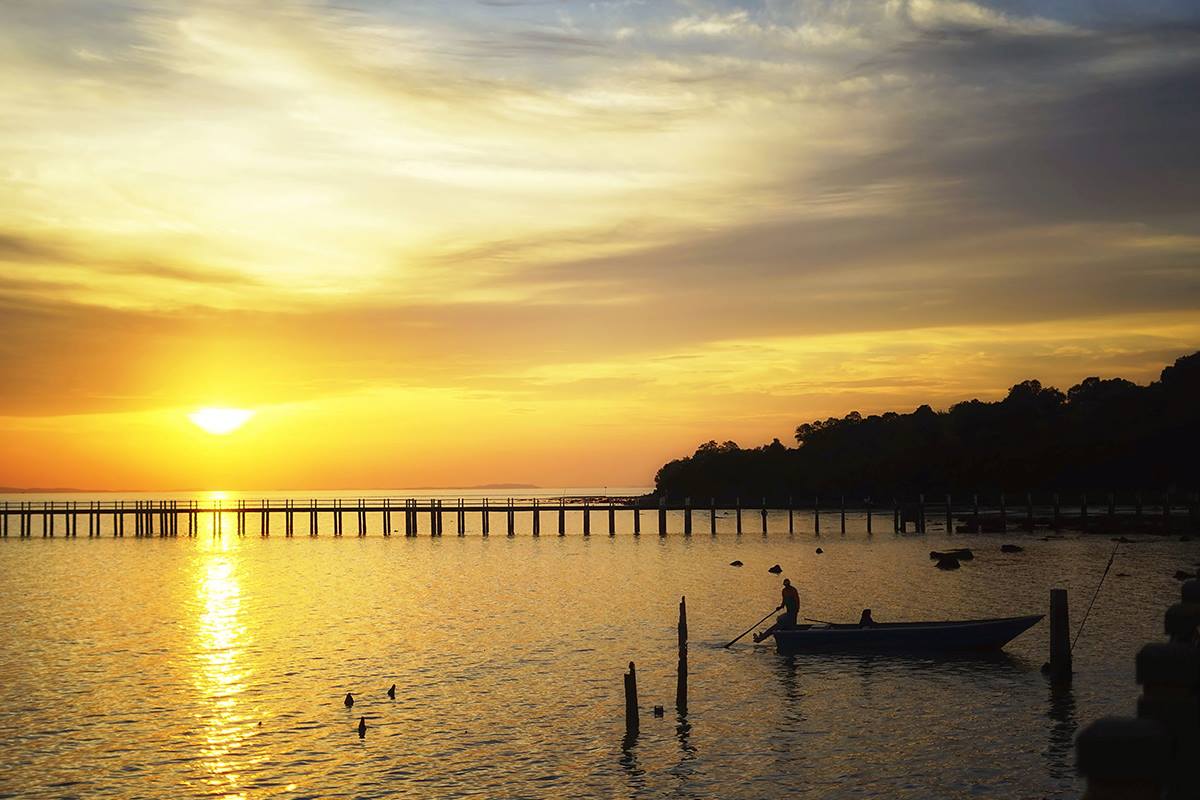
[[754, 579, 800, 641]]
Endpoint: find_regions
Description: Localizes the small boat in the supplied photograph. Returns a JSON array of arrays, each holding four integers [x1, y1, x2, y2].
[[766, 614, 1043, 654]]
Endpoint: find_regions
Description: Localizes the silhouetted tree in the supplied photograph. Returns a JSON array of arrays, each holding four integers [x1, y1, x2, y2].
[[654, 351, 1200, 500]]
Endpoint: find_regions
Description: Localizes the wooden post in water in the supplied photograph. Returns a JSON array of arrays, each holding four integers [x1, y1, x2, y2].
[[633, 502, 640, 536], [456, 499, 464, 535], [506, 498, 514, 537], [867, 498, 873, 535], [1049, 588, 1072, 685], [658, 497, 667, 537], [840, 496, 846, 534], [624, 662, 639, 737], [814, 496, 820, 536], [583, 501, 591, 536], [684, 498, 692, 536], [559, 500, 566, 536], [608, 502, 616, 536], [709, 498, 716, 535], [482, 498, 489, 537], [945, 494, 953, 534], [735, 497, 742, 535], [676, 597, 688, 715], [788, 496, 794, 534], [761, 497, 768, 535], [892, 497, 899, 533], [532, 498, 540, 537]]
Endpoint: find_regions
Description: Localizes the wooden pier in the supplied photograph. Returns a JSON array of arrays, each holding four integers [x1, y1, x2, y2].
[[0, 491, 1196, 539]]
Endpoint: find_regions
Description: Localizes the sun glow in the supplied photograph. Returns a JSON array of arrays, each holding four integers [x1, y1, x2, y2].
[[189, 408, 255, 435]]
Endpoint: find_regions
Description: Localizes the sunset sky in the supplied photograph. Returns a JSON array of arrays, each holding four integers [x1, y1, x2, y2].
[[2, 0, 1198, 490]]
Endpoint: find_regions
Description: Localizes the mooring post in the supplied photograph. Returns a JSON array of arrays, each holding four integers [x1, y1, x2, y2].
[[1049, 588, 1072, 685], [437, 500, 444, 536], [608, 502, 616, 536], [658, 497, 667, 536], [684, 498, 692, 536], [788, 495, 794, 534], [583, 501, 591, 536], [676, 597, 688, 715], [559, 499, 565, 536], [944, 494, 952, 534], [506, 498, 514, 537], [892, 497, 899, 533], [709, 497, 716, 535], [532, 498, 540, 537], [840, 495, 846, 534], [633, 501, 640, 536], [761, 496, 768, 535], [814, 496, 820, 536], [482, 498, 489, 537], [457, 498, 465, 535], [624, 662, 639, 737], [867, 498, 873, 534], [735, 497, 742, 534]]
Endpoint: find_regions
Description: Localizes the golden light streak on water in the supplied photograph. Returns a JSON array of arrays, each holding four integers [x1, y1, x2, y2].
[[192, 537, 256, 799]]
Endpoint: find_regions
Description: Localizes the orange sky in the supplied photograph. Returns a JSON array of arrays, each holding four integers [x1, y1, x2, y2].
[[2, 1, 1198, 490]]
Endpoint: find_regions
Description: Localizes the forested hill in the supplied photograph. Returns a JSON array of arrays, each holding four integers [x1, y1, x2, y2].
[[652, 352, 1200, 499]]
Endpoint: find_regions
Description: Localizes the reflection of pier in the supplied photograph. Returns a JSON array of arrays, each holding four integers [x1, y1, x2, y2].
[[1, 491, 1195, 538]]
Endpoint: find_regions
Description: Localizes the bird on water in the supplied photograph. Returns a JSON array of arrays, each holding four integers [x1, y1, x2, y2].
[[358, 716, 367, 738], [387, 684, 396, 699], [344, 692, 354, 708]]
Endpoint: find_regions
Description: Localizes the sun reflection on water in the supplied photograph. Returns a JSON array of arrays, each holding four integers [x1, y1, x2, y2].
[[192, 537, 258, 799]]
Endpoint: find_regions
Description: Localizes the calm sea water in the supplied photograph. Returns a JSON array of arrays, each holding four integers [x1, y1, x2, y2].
[[1, 489, 1194, 799]]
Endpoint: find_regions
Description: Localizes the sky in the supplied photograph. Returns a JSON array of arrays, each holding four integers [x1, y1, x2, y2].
[[1, 0, 1198, 490]]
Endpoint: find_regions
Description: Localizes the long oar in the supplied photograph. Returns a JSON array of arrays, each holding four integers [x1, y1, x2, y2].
[[724, 607, 779, 648]]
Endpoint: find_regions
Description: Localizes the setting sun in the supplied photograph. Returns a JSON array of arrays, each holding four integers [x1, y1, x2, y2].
[[189, 408, 255, 436]]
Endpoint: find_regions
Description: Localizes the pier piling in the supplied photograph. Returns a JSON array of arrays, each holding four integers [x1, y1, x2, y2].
[[676, 597, 688, 715]]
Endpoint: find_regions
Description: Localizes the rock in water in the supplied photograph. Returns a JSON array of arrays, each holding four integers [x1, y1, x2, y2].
[[768, 564, 783, 574], [936, 556, 961, 570], [344, 692, 354, 708], [729, 560, 743, 567], [1001, 544, 1024, 553], [815, 547, 823, 554]]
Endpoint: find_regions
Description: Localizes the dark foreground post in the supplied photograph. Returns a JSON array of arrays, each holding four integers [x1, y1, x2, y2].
[[1076, 717, 1168, 800], [676, 597, 688, 715], [624, 662, 639, 737], [1050, 588, 1072, 685]]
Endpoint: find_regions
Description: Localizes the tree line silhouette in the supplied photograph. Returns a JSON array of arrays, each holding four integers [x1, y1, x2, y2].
[[653, 351, 1200, 499]]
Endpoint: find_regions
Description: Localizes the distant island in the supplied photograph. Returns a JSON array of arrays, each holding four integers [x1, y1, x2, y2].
[[653, 351, 1200, 499]]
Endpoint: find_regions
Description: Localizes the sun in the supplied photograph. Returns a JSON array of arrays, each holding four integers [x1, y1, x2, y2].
[[189, 407, 255, 435]]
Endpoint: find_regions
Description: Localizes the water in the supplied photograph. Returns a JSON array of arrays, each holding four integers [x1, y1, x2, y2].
[[1, 490, 1195, 799]]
